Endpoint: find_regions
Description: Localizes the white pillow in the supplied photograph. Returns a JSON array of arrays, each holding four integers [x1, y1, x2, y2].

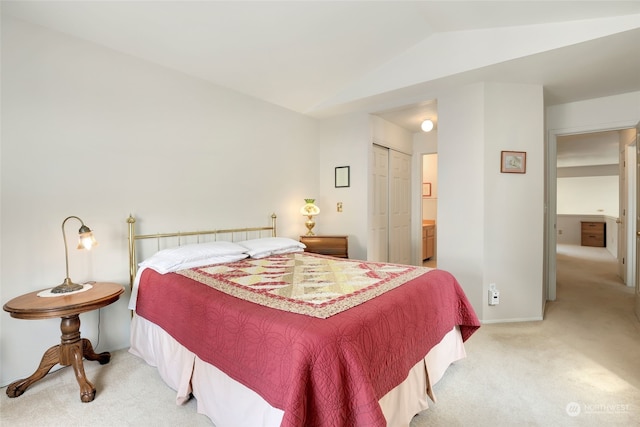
[[237, 237, 306, 259], [162, 253, 249, 273], [139, 241, 248, 273]]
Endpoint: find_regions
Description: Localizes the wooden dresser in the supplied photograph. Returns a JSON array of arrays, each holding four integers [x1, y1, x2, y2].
[[581, 221, 606, 247], [300, 235, 348, 258]]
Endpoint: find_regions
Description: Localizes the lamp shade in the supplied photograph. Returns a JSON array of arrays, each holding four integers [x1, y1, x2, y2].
[[300, 199, 320, 216], [77, 225, 98, 249], [300, 199, 320, 236]]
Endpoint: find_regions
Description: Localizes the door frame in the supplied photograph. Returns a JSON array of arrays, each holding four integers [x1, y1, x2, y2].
[[546, 119, 638, 303], [414, 150, 437, 266], [635, 126, 640, 321]]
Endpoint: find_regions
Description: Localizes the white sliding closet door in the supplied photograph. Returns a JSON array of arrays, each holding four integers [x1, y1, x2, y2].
[[371, 145, 389, 262], [389, 150, 411, 264], [371, 144, 411, 264]]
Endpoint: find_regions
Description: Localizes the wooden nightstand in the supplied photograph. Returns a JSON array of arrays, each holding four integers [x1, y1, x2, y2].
[[3, 282, 124, 402], [300, 235, 348, 258]]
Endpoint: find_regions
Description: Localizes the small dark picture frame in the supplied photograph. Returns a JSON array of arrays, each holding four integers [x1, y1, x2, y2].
[[335, 166, 350, 188], [501, 151, 526, 174]]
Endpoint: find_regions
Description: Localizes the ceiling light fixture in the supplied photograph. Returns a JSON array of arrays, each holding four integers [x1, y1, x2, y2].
[[421, 119, 434, 132]]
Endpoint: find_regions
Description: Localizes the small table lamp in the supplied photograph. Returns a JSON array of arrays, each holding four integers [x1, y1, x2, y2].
[[300, 199, 320, 236], [51, 216, 98, 294]]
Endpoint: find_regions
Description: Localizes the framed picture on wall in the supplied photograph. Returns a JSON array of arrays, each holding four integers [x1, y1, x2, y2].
[[501, 151, 526, 174], [335, 166, 350, 188], [422, 182, 431, 197]]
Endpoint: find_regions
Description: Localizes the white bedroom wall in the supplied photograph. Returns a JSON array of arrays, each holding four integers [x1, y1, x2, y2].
[[317, 113, 370, 261], [437, 83, 486, 315], [316, 114, 413, 262], [437, 82, 544, 323], [547, 91, 640, 132], [483, 82, 544, 323], [0, 17, 318, 385]]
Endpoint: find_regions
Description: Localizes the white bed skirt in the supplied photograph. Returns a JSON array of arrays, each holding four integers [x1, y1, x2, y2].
[[129, 314, 466, 427]]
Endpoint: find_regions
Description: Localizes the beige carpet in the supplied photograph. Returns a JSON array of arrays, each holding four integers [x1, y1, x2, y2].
[[412, 244, 640, 426], [2, 244, 639, 426]]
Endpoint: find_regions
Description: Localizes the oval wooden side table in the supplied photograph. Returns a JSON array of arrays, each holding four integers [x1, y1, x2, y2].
[[3, 282, 124, 402]]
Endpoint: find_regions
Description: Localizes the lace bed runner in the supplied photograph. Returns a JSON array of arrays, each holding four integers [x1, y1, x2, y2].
[[177, 252, 431, 318]]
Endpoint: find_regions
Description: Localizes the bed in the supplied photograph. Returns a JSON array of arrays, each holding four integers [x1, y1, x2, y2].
[[126, 214, 480, 427]]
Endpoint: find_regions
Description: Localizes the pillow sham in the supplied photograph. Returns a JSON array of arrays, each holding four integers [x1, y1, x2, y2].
[[139, 241, 248, 273], [150, 253, 249, 274], [129, 252, 248, 309], [237, 237, 306, 259]]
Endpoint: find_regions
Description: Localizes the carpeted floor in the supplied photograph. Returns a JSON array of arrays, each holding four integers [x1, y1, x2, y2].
[[2, 244, 639, 426], [412, 245, 640, 426]]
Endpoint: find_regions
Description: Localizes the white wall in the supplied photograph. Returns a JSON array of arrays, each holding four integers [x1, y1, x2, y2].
[[315, 113, 416, 263], [438, 82, 545, 322], [317, 114, 414, 262], [483, 83, 545, 322], [317, 113, 370, 260], [557, 176, 619, 216], [547, 92, 640, 131], [1, 17, 318, 385], [437, 83, 486, 315]]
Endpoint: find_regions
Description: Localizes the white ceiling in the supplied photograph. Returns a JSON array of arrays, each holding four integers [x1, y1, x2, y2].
[[3, 1, 640, 152]]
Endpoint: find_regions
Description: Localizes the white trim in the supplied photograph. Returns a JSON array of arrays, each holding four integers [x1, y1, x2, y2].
[[546, 119, 638, 304], [481, 316, 544, 324]]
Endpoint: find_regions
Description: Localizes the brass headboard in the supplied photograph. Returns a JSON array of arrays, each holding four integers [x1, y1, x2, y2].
[[126, 214, 277, 292]]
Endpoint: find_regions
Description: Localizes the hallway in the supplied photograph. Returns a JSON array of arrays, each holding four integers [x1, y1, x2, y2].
[[555, 243, 630, 304], [556, 243, 623, 284], [550, 244, 639, 388]]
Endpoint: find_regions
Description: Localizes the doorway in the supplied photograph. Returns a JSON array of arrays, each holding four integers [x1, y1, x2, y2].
[[421, 153, 437, 268], [547, 125, 638, 303]]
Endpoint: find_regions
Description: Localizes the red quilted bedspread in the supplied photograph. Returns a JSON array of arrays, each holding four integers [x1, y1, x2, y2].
[[135, 257, 480, 427]]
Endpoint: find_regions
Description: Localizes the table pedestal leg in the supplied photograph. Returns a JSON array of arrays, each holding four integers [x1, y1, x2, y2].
[[6, 344, 59, 398], [5, 314, 111, 402], [81, 337, 111, 365]]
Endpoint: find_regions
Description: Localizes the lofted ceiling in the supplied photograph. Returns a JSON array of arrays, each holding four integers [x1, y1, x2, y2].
[[3, 1, 640, 153]]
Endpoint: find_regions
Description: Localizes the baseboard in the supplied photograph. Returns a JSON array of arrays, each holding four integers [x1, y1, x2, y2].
[[481, 316, 544, 324]]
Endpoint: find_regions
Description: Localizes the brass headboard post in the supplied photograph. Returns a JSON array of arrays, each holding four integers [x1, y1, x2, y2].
[[127, 215, 136, 292], [271, 213, 277, 237]]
